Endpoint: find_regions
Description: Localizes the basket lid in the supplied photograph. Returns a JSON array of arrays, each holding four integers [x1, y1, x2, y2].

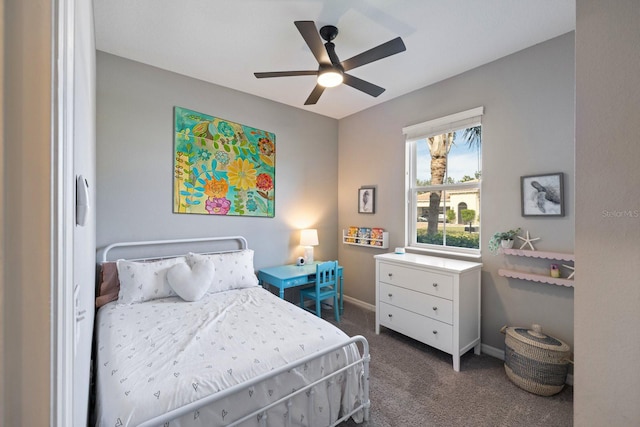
[[505, 324, 570, 352]]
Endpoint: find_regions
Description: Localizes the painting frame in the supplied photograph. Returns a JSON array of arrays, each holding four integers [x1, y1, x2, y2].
[[358, 187, 375, 214], [520, 172, 564, 217], [173, 106, 276, 218]]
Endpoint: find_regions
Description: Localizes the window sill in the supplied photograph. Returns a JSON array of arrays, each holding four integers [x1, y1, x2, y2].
[[404, 246, 482, 261]]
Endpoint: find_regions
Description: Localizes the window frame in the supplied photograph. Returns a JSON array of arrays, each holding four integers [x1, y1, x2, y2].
[[403, 107, 483, 257]]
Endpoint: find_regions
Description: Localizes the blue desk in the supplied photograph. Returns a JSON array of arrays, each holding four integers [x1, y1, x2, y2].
[[258, 262, 344, 313]]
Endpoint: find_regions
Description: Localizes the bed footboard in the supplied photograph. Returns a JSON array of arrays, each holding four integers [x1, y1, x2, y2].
[[137, 335, 370, 427]]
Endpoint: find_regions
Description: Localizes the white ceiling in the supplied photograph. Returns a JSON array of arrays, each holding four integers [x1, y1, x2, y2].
[[94, 0, 575, 120]]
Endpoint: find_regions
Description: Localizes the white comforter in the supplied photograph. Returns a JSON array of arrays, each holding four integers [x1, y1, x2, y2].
[[94, 286, 364, 426]]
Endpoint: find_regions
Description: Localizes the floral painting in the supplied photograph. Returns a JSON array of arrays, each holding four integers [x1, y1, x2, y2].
[[173, 106, 275, 217]]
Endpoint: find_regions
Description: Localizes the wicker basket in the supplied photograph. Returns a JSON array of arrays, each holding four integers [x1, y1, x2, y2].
[[501, 324, 570, 396]]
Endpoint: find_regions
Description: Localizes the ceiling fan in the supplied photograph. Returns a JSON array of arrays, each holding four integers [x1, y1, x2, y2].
[[254, 21, 406, 105]]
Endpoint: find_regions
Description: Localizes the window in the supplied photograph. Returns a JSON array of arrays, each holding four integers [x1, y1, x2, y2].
[[403, 107, 483, 256]]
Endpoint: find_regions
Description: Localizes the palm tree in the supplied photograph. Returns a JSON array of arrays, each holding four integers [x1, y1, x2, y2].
[[425, 132, 454, 235], [424, 126, 481, 236], [461, 126, 482, 148]]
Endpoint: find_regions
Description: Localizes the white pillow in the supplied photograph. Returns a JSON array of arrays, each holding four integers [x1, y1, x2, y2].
[[116, 257, 186, 304], [188, 249, 259, 293], [167, 258, 215, 301]]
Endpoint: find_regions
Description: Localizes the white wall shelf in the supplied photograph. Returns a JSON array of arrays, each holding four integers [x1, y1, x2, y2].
[[342, 229, 389, 249], [498, 269, 574, 287], [499, 248, 574, 287], [500, 248, 574, 262]]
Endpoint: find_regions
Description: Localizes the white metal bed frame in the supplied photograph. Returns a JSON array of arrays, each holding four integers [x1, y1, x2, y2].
[[96, 236, 371, 427], [98, 235, 250, 263]]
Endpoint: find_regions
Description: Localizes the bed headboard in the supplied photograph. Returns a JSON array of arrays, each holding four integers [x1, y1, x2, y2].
[[95, 236, 251, 309], [97, 235, 248, 263]]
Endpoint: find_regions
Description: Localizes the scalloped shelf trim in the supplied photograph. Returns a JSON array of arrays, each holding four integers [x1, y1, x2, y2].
[[498, 269, 574, 287], [500, 248, 574, 262]]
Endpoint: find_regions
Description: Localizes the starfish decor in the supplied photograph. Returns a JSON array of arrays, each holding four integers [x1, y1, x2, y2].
[[517, 230, 540, 250], [562, 264, 575, 280]]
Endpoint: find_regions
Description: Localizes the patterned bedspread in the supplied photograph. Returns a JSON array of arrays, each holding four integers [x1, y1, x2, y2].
[[94, 286, 364, 426]]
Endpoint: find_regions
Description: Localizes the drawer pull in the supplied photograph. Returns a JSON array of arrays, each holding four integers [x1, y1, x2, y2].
[[388, 273, 393, 278], [388, 293, 393, 298], [432, 330, 438, 335], [388, 314, 393, 318], [432, 282, 438, 287], [432, 306, 438, 311]]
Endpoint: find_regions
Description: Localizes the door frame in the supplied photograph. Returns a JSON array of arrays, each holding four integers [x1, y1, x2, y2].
[[51, 0, 76, 425]]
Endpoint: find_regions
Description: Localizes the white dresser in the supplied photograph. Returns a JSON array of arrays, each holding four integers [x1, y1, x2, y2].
[[375, 252, 482, 371]]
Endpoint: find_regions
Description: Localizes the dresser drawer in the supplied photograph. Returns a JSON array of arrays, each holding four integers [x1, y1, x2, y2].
[[379, 302, 453, 354], [379, 282, 453, 325], [379, 262, 453, 300]]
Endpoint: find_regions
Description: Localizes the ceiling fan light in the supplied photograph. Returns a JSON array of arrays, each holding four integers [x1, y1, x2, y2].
[[317, 70, 343, 87]]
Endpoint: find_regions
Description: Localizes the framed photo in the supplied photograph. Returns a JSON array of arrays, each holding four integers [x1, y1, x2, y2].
[[521, 172, 564, 217], [358, 187, 375, 214]]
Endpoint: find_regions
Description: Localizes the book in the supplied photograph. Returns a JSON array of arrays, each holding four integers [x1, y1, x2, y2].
[[357, 227, 371, 244], [346, 226, 359, 243], [370, 227, 384, 246]]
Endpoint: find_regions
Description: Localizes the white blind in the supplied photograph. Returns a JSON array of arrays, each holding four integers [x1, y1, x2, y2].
[[402, 106, 484, 142]]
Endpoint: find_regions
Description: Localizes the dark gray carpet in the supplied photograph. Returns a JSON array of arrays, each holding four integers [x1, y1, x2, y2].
[[325, 302, 573, 427]]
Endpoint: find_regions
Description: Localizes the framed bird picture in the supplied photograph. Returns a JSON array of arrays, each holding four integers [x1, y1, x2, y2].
[[521, 172, 564, 217]]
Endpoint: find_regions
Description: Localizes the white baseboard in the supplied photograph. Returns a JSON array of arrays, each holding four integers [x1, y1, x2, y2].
[[481, 343, 573, 386], [481, 343, 505, 360], [565, 374, 573, 386], [342, 295, 376, 312]]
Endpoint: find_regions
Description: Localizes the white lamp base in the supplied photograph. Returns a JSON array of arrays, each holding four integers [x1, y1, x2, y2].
[[304, 246, 314, 264]]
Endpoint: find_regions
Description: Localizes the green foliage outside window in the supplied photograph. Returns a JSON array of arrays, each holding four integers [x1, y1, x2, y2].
[[461, 209, 476, 231], [446, 210, 456, 223], [416, 229, 479, 249]]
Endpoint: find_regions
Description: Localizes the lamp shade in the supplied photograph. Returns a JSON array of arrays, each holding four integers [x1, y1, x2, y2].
[[300, 229, 319, 246]]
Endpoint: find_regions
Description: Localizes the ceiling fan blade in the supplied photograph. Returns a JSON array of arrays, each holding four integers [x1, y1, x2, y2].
[[341, 37, 406, 71], [295, 21, 330, 64], [254, 71, 318, 78], [304, 84, 326, 105], [343, 73, 385, 97]]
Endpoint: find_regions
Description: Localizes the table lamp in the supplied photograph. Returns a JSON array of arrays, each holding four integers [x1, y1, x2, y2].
[[300, 229, 319, 264]]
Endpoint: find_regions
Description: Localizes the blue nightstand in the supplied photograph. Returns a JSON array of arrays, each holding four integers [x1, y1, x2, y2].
[[258, 262, 344, 313]]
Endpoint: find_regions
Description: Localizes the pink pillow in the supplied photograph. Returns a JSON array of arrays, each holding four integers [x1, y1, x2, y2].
[[96, 262, 119, 308]]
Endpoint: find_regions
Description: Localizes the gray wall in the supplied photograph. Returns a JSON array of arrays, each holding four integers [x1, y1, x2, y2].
[[575, 0, 640, 423], [96, 52, 340, 274], [338, 33, 575, 350]]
